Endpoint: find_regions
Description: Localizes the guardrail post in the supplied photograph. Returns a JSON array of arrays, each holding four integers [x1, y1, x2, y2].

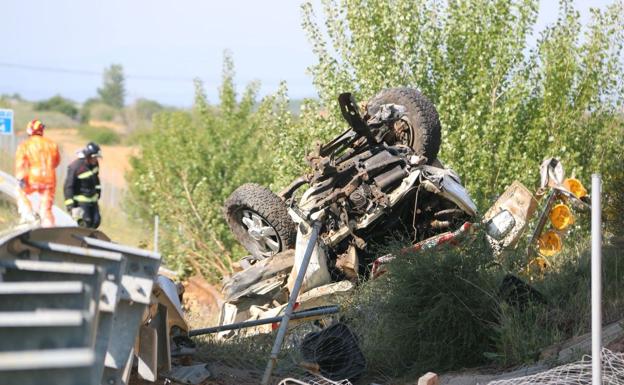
[[261, 222, 321, 385]]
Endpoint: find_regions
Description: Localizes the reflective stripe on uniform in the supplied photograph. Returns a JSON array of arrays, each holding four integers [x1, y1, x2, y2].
[[77, 167, 99, 179], [95, 185, 101, 189], [78, 170, 95, 179], [74, 195, 99, 203], [64, 198, 74, 206]]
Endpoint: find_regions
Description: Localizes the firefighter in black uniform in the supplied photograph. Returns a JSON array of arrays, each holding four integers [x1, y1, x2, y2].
[[64, 142, 102, 228]]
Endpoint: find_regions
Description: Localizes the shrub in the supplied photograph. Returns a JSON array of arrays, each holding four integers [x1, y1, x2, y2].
[[123, 98, 168, 133], [343, 235, 501, 376], [34, 95, 79, 119], [79, 97, 98, 123], [134, 98, 164, 121], [84, 102, 118, 122], [78, 125, 120, 145]]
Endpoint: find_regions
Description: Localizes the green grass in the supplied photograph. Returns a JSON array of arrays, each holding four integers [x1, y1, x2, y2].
[[339, 231, 623, 378], [96, 201, 152, 248], [78, 125, 121, 145]]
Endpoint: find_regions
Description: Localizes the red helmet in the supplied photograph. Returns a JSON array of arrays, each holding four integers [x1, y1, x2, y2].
[[26, 119, 45, 136]]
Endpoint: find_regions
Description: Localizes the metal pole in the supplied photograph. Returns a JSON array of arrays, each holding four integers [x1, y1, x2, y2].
[[188, 305, 339, 337], [261, 222, 321, 385], [154, 215, 159, 253], [591, 174, 602, 385]]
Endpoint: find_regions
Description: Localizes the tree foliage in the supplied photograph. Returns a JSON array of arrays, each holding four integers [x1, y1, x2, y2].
[[34, 95, 79, 119], [290, 0, 624, 208], [128, 1, 624, 279], [128, 54, 288, 278], [98, 64, 126, 109]]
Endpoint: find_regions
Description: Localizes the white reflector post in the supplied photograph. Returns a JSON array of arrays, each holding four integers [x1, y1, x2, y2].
[[591, 174, 602, 385], [154, 215, 159, 253]]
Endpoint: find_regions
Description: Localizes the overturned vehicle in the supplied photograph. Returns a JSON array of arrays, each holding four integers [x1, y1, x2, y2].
[[218, 88, 590, 331], [219, 88, 479, 328]]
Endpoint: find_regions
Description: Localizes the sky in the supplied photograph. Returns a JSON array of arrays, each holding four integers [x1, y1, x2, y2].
[[0, 0, 616, 107]]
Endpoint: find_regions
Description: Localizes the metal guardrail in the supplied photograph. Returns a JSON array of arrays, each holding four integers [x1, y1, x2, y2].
[[0, 169, 75, 227], [0, 226, 162, 385]]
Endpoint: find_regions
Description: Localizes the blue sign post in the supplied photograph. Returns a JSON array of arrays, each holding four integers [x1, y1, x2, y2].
[[0, 109, 14, 136]]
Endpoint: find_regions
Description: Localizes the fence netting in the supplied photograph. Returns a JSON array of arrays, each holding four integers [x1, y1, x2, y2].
[[194, 312, 367, 385], [488, 349, 624, 385]]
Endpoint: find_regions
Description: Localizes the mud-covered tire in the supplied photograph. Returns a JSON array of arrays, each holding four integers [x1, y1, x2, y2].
[[224, 183, 296, 258], [367, 87, 441, 163]]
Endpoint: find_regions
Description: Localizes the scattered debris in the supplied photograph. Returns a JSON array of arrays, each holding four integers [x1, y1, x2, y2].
[[483, 181, 538, 255], [162, 363, 211, 384], [418, 372, 439, 385], [300, 323, 366, 381], [189, 306, 340, 337], [499, 274, 547, 310]]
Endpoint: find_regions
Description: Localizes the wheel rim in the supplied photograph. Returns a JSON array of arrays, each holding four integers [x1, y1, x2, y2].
[[240, 209, 281, 256], [393, 118, 414, 148]]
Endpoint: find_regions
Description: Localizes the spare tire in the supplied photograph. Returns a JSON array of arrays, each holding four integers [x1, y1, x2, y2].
[[366, 87, 441, 163], [224, 183, 296, 259]]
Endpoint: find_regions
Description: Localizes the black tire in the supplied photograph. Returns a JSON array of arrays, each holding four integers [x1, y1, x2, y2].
[[224, 183, 296, 258], [366, 87, 441, 163]]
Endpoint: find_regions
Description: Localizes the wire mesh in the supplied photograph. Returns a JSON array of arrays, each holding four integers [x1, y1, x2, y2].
[[193, 311, 370, 385], [488, 348, 624, 385], [278, 375, 353, 385]]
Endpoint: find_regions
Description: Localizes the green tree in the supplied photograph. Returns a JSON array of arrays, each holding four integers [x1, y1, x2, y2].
[[288, 0, 624, 208], [98, 64, 126, 109], [128, 53, 284, 279]]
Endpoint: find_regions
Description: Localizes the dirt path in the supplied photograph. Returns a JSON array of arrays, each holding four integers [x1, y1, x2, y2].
[[45, 128, 137, 190]]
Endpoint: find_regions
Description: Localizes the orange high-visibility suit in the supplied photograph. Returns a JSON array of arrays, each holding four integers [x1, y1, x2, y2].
[[15, 133, 61, 227]]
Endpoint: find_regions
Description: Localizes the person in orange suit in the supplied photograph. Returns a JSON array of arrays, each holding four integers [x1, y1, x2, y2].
[[15, 119, 61, 227]]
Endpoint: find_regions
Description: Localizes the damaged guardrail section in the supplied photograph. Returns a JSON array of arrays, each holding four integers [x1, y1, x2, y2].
[[0, 226, 161, 385]]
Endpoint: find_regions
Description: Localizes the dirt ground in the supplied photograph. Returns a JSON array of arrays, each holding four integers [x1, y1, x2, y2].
[[45, 128, 137, 190]]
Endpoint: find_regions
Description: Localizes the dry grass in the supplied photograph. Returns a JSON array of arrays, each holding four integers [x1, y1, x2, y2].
[[97, 204, 152, 248]]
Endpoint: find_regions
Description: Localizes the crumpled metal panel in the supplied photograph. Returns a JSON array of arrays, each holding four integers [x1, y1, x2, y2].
[[163, 363, 211, 384], [483, 181, 538, 252], [0, 226, 161, 385]]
